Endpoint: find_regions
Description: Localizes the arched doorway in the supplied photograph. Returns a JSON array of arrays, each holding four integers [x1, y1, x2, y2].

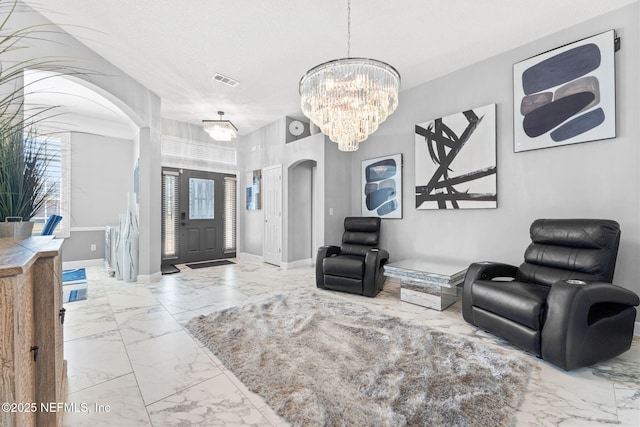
[[287, 159, 318, 265], [23, 70, 148, 271]]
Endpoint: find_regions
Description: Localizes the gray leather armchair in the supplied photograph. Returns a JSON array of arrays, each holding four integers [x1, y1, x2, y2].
[[316, 217, 389, 297], [462, 219, 639, 370]]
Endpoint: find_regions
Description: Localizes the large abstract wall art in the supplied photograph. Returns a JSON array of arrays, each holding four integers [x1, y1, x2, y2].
[[513, 30, 615, 152], [415, 104, 497, 210], [361, 154, 402, 218]]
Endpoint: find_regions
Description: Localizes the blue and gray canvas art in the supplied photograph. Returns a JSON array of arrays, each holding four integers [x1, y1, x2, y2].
[[514, 30, 615, 152], [521, 43, 604, 142], [364, 158, 398, 216]]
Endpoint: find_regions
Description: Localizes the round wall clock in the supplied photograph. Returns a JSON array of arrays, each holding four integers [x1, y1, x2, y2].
[[288, 120, 305, 137]]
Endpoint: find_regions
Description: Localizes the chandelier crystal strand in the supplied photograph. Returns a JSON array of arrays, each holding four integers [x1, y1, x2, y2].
[[299, 0, 399, 152], [300, 58, 400, 152]]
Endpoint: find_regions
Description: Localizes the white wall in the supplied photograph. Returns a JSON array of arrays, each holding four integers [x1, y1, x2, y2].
[[237, 120, 283, 257], [348, 4, 639, 310], [161, 119, 238, 174], [238, 121, 326, 263]]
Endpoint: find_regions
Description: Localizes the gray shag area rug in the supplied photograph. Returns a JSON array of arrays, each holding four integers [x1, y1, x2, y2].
[[186, 292, 532, 427]]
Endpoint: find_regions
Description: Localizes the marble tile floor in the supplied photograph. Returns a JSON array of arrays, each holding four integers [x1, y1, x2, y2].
[[61, 259, 640, 426]]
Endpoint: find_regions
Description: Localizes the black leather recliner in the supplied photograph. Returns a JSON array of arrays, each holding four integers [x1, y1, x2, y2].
[[316, 217, 389, 297], [463, 219, 639, 371]]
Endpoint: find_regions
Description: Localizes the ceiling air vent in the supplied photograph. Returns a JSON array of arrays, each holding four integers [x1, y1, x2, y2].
[[212, 73, 239, 87]]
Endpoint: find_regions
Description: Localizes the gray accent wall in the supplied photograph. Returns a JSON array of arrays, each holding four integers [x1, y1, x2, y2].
[[348, 4, 640, 308], [288, 160, 315, 262], [323, 140, 352, 246], [63, 133, 134, 262]]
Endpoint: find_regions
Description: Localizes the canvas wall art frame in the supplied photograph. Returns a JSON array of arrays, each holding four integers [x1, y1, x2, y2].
[[513, 30, 616, 152], [246, 169, 261, 210], [415, 104, 497, 210], [361, 153, 402, 218]]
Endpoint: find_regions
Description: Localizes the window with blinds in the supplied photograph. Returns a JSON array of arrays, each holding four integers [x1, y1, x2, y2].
[[27, 134, 70, 237], [161, 170, 179, 260], [224, 177, 237, 252]]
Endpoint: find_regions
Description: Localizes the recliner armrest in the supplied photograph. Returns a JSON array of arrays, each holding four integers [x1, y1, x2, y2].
[[462, 262, 518, 324], [542, 280, 640, 370], [315, 245, 341, 288], [366, 248, 389, 262], [318, 245, 341, 258], [362, 248, 389, 297], [465, 262, 518, 281]]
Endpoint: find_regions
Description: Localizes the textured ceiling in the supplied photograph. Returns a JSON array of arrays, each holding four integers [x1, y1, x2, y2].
[[22, 0, 637, 136]]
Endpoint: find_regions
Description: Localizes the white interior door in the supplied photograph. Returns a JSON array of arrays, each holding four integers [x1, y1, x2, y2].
[[263, 164, 282, 265]]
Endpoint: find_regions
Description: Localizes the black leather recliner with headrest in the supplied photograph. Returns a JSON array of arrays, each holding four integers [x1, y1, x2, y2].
[[316, 217, 389, 297], [462, 218, 639, 370]]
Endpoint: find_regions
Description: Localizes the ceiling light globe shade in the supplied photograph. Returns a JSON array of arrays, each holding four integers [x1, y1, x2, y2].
[[299, 58, 400, 152], [202, 120, 238, 141]]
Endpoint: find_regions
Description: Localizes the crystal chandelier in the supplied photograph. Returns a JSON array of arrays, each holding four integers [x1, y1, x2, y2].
[[299, 0, 400, 152], [203, 111, 238, 141]]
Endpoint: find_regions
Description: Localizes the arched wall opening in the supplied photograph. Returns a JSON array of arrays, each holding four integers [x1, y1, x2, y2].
[[23, 70, 162, 280], [287, 159, 318, 264], [7, 2, 163, 280]]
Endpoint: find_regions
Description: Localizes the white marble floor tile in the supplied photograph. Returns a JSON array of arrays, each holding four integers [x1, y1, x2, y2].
[[215, 363, 286, 426], [65, 329, 132, 394], [126, 330, 223, 405], [114, 304, 183, 346], [153, 294, 222, 315], [146, 375, 274, 426], [106, 284, 160, 313], [63, 296, 118, 341], [64, 373, 151, 427], [171, 304, 235, 327]]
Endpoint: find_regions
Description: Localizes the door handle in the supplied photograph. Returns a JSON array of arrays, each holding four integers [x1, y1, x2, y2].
[[181, 222, 187, 226]]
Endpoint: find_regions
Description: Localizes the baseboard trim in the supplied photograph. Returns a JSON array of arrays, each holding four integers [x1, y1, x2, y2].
[[281, 258, 313, 270], [69, 226, 107, 232], [238, 252, 263, 263], [62, 258, 104, 269], [137, 271, 162, 284]]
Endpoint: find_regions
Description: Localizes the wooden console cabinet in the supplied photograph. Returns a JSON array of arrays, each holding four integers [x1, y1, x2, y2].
[[0, 236, 66, 427]]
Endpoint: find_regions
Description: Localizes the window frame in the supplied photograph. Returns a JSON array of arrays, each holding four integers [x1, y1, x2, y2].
[[27, 131, 70, 238]]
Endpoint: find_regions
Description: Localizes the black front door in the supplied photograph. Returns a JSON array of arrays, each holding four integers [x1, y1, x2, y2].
[[161, 167, 235, 266], [178, 169, 226, 263]]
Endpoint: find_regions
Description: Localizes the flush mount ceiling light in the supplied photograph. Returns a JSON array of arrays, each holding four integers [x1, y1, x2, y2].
[[203, 111, 238, 141], [299, 0, 400, 152]]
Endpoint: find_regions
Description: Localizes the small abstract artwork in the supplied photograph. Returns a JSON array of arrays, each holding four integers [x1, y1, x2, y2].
[[513, 30, 615, 152], [361, 154, 402, 218], [415, 104, 497, 210], [246, 170, 261, 210]]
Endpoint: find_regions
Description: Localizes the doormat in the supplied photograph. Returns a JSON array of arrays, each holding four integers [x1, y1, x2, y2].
[[63, 282, 88, 303], [62, 268, 87, 284], [161, 264, 180, 275], [186, 260, 235, 269]]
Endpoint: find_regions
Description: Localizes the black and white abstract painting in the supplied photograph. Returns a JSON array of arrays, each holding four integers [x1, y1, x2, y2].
[[513, 30, 615, 152], [415, 104, 496, 210], [361, 154, 402, 218]]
